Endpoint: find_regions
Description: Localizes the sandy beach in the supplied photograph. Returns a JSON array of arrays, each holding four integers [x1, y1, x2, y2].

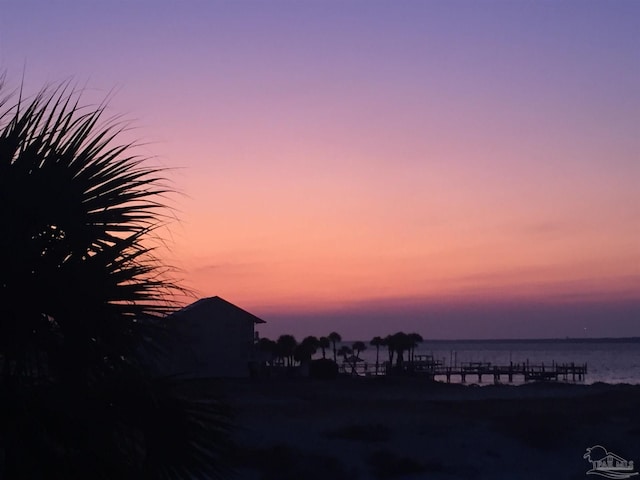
[[222, 377, 640, 480]]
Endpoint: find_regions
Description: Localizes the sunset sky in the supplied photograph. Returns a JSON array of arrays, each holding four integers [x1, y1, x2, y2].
[[1, 1, 638, 339]]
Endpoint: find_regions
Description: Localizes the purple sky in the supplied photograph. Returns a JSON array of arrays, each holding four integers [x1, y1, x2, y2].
[[1, 1, 638, 339]]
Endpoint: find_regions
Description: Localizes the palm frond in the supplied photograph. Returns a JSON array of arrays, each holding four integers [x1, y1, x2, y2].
[[0, 78, 233, 479]]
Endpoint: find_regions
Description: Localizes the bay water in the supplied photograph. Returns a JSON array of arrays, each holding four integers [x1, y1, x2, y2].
[[339, 338, 640, 384]]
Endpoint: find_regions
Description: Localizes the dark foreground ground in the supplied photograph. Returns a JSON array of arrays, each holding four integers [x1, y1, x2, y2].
[[218, 377, 640, 480]]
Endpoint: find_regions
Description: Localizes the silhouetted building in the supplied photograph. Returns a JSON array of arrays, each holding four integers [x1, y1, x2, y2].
[[162, 296, 265, 378]]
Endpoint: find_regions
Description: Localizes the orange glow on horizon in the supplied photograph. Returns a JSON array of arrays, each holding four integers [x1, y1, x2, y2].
[[6, 2, 636, 336]]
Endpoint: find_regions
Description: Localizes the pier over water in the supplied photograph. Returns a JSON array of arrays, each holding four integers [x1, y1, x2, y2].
[[338, 354, 588, 384]]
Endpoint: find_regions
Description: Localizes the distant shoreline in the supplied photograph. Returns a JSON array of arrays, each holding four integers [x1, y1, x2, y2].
[[342, 337, 640, 344]]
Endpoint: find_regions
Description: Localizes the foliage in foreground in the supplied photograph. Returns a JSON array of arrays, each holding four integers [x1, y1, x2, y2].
[[0, 78, 232, 479]]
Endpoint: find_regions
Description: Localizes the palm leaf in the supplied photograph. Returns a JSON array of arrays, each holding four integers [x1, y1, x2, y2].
[[0, 78, 233, 479]]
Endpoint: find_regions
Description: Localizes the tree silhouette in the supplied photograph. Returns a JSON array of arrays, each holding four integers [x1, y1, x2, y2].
[[337, 345, 352, 363], [276, 334, 298, 366], [383, 334, 395, 365], [257, 337, 278, 365], [352, 341, 366, 359], [303, 335, 320, 351], [388, 332, 413, 368], [328, 331, 341, 363], [0, 78, 232, 479], [318, 336, 330, 359], [407, 332, 424, 365], [294, 336, 319, 364], [370, 336, 383, 375]]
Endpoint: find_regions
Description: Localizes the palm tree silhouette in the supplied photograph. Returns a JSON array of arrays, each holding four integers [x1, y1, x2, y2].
[[257, 337, 278, 366], [0, 78, 232, 479], [384, 334, 396, 365], [370, 336, 383, 375], [328, 331, 341, 363], [318, 336, 330, 359], [337, 345, 352, 362], [407, 332, 424, 366], [294, 336, 319, 364], [352, 341, 366, 359], [388, 332, 413, 369], [277, 334, 298, 366]]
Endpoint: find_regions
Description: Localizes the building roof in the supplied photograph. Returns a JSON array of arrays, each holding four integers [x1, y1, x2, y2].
[[173, 296, 266, 324]]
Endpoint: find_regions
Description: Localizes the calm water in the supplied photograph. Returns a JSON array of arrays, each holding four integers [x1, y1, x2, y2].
[[339, 339, 640, 385]]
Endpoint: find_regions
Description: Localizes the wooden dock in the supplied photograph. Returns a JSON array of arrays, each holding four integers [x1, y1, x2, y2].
[[338, 355, 587, 384], [425, 361, 588, 384]]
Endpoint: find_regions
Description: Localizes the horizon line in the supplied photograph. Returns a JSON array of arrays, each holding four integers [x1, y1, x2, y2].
[[336, 336, 640, 343]]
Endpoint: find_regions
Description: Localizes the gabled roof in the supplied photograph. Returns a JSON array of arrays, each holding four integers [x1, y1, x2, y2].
[[173, 296, 266, 324]]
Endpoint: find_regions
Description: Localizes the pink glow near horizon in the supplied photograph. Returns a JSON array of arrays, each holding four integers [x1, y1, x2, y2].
[[1, 2, 638, 337]]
